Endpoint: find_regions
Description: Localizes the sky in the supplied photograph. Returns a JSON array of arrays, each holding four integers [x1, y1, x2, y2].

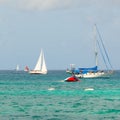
[[0, 0, 120, 70]]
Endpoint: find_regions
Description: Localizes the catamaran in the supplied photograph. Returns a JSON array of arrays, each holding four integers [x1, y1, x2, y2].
[[29, 49, 47, 74], [67, 24, 113, 78]]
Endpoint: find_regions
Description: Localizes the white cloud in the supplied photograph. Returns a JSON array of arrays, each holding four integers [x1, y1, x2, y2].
[[0, 0, 120, 11], [17, 0, 76, 11]]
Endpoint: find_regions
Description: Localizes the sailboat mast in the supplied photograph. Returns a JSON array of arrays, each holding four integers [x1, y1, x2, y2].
[[94, 24, 98, 67]]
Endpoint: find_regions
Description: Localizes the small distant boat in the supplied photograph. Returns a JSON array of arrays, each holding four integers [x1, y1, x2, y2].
[[29, 49, 47, 74], [24, 66, 29, 72], [66, 64, 75, 74], [16, 65, 19, 71], [65, 75, 80, 82]]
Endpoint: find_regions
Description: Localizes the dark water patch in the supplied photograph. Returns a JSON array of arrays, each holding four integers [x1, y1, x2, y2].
[[32, 115, 42, 119], [78, 109, 88, 113], [95, 109, 120, 115], [36, 103, 44, 107], [0, 114, 31, 120], [54, 110, 62, 113], [47, 118, 61, 120], [72, 102, 81, 108], [104, 98, 115, 102], [106, 109, 120, 114], [102, 116, 120, 120]]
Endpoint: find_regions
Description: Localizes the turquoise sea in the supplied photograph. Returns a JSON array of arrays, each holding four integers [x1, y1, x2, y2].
[[0, 70, 120, 120]]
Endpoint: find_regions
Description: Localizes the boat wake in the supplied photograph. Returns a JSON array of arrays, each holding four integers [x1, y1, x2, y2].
[[59, 80, 65, 82]]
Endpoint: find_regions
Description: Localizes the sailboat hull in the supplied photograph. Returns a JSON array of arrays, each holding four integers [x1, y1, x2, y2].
[[75, 71, 106, 78], [29, 70, 47, 74]]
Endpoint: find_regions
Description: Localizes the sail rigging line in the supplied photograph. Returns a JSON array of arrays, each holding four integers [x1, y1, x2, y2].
[[96, 38, 109, 70], [95, 24, 113, 70]]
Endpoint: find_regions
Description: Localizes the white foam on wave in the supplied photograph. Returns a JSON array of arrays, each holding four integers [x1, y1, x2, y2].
[[84, 88, 94, 91], [48, 87, 55, 91]]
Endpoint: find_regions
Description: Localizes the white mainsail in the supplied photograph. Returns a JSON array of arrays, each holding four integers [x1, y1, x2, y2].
[[16, 65, 19, 71]]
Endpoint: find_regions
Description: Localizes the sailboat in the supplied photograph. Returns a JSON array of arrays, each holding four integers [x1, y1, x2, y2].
[[67, 24, 113, 78], [24, 66, 29, 72], [29, 49, 47, 74], [16, 65, 19, 71]]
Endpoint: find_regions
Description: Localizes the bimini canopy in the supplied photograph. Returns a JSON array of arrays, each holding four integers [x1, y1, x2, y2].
[[73, 66, 98, 74]]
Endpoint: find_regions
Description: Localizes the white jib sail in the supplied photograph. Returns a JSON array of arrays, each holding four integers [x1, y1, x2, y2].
[[41, 51, 47, 73]]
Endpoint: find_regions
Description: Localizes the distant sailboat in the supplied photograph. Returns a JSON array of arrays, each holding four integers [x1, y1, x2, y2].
[[24, 66, 29, 72], [16, 65, 19, 71], [29, 49, 47, 74]]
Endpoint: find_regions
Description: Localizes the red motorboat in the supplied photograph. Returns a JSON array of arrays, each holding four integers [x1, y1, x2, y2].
[[65, 75, 80, 82]]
